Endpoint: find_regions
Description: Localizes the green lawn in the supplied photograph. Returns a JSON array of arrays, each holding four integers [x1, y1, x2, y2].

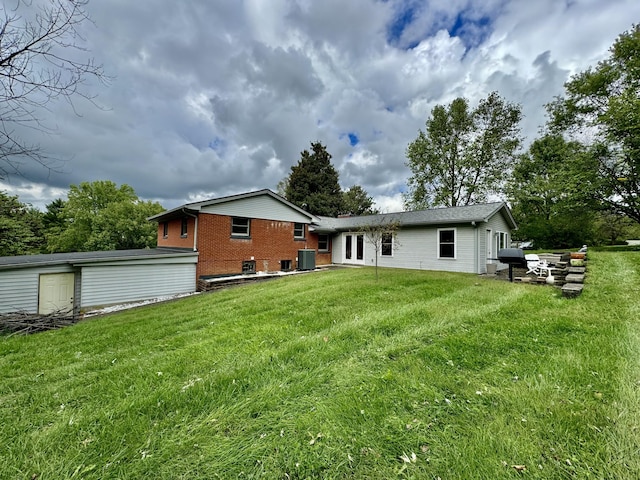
[[1, 252, 639, 479]]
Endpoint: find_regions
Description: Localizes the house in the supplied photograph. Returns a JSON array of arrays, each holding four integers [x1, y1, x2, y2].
[[150, 189, 516, 279], [0, 191, 514, 316], [149, 189, 328, 278], [0, 248, 198, 315], [314, 202, 517, 275]]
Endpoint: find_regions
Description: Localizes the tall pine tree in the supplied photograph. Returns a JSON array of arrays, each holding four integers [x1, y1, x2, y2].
[[285, 142, 344, 216]]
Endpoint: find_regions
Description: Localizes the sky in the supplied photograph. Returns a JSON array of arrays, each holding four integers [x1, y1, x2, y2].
[[2, 0, 639, 213]]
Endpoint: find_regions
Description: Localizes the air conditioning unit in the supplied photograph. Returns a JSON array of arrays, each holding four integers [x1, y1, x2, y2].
[[297, 249, 316, 270]]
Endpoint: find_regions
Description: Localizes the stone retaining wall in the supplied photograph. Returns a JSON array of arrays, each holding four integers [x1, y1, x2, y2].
[[497, 250, 587, 298]]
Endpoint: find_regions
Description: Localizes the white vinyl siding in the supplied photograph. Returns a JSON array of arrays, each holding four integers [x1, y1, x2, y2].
[[332, 233, 344, 260], [485, 213, 513, 272], [0, 265, 75, 314], [201, 195, 312, 223], [332, 226, 477, 273], [81, 262, 195, 308], [0, 252, 198, 314], [437, 228, 456, 259]]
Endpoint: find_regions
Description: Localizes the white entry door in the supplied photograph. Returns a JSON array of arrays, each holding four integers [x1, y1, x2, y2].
[[344, 233, 365, 265], [39, 273, 75, 314]]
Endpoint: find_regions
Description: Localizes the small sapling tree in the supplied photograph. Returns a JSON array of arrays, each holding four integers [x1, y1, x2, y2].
[[360, 215, 401, 280]]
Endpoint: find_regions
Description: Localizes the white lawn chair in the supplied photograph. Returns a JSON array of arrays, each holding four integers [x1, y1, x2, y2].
[[525, 254, 552, 277]]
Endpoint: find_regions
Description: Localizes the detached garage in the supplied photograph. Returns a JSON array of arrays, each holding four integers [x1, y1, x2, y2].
[[0, 248, 198, 315]]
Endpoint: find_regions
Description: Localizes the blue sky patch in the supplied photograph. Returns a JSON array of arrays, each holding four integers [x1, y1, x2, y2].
[[208, 137, 226, 153], [449, 12, 493, 49], [387, 2, 495, 51], [340, 132, 360, 146], [387, 4, 417, 46]]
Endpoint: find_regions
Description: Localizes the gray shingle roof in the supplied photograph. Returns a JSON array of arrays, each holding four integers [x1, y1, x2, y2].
[[313, 202, 516, 232], [0, 248, 197, 271], [148, 189, 316, 222]]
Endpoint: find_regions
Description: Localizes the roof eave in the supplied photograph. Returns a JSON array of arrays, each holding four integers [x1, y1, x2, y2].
[[148, 206, 200, 222], [0, 249, 199, 271], [148, 189, 317, 223], [482, 203, 517, 230]]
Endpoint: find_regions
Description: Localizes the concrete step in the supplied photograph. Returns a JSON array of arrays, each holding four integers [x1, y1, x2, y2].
[[567, 266, 586, 274], [562, 283, 584, 298], [565, 273, 585, 284]]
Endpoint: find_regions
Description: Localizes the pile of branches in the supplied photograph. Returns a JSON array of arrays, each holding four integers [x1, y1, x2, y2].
[[0, 310, 77, 336]]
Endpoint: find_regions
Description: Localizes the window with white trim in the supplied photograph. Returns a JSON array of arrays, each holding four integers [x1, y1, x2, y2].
[[496, 231, 508, 251], [318, 234, 330, 252], [438, 228, 456, 258], [231, 217, 250, 237], [294, 223, 305, 239], [180, 218, 188, 237], [381, 233, 393, 256]]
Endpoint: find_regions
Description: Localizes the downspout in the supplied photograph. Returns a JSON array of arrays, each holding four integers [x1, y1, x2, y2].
[[182, 209, 198, 251], [471, 221, 479, 274]]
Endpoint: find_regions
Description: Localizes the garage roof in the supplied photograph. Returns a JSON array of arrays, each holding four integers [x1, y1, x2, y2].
[[0, 248, 198, 271]]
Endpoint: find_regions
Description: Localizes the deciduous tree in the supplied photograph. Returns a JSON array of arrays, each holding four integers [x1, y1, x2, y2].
[[405, 92, 522, 209], [48, 181, 164, 252], [507, 135, 596, 249], [547, 24, 640, 223], [361, 215, 401, 281], [0, 191, 43, 255]]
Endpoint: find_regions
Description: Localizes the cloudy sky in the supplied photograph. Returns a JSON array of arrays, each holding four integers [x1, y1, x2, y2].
[[2, 0, 638, 212]]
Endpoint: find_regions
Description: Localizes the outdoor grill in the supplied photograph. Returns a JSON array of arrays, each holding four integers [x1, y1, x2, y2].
[[497, 248, 526, 282]]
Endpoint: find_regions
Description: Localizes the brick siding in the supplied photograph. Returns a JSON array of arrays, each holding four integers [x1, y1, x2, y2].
[[157, 217, 196, 249], [157, 213, 332, 277]]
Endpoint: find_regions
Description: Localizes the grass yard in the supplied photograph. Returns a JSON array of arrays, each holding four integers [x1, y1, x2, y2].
[[1, 252, 639, 479]]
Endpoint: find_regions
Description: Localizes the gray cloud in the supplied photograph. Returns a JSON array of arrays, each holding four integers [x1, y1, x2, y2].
[[2, 0, 639, 212]]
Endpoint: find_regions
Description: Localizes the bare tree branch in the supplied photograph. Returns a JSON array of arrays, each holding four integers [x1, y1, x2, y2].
[[0, 0, 107, 179]]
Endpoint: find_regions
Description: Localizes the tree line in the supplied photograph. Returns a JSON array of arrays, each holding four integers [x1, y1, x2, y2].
[[0, 181, 163, 256], [279, 25, 640, 249], [404, 24, 640, 248]]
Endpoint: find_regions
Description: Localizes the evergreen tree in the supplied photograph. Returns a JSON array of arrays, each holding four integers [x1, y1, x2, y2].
[[42, 198, 67, 252], [341, 185, 379, 215], [285, 142, 344, 216]]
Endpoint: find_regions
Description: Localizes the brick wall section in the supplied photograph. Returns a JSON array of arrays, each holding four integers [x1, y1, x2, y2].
[[157, 217, 196, 250], [156, 214, 332, 277]]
